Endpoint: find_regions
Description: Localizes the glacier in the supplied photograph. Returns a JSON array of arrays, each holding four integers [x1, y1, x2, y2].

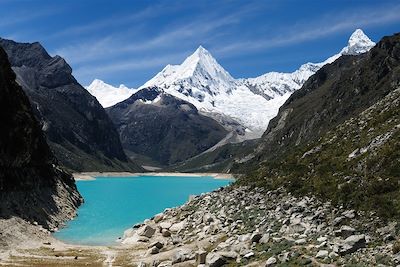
[[86, 29, 375, 137]]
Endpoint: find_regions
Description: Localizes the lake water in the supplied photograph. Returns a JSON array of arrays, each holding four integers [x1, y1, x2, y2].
[[54, 175, 232, 245]]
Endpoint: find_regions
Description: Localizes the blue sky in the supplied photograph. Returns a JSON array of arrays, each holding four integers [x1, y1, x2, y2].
[[1, 0, 399, 87]]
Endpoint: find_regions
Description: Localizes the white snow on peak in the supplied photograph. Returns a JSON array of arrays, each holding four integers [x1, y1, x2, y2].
[[88, 29, 375, 137], [242, 29, 376, 102], [340, 29, 375, 55], [142, 45, 236, 99], [85, 79, 137, 108]]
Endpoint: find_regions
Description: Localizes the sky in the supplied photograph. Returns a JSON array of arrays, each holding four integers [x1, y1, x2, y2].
[[0, 0, 399, 87]]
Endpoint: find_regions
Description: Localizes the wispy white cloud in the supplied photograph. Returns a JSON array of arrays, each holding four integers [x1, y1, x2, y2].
[[47, 3, 176, 40], [54, 8, 246, 64], [214, 4, 400, 56], [48, 1, 400, 86], [0, 8, 60, 28], [74, 51, 190, 80]]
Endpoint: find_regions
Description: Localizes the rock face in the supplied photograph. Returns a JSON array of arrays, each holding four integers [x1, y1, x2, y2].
[[106, 87, 227, 166], [0, 46, 82, 229], [0, 38, 142, 172]]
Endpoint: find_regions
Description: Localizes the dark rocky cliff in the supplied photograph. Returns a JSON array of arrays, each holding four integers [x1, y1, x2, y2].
[[0, 38, 142, 172], [0, 47, 82, 229], [107, 87, 228, 166]]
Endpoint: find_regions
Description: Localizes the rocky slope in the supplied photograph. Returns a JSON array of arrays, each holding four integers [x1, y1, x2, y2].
[[0, 46, 82, 234], [237, 33, 400, 218], [169, 139, 258, 173], [107, 87, 228, 166], [0, 38, 142, 172], [119, 186, 399, 266]]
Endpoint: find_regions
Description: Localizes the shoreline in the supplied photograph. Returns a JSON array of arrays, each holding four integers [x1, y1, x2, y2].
[[72, 171, 235, 181]]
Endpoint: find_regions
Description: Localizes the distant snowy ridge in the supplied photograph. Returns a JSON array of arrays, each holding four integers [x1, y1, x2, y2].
[[87, 29, 375, 137], [86, 79, 137, 107], [240, 29, 375, 100]]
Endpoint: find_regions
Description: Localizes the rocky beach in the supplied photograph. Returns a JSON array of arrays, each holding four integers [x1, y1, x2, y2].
[[1, 184, 399, 266]]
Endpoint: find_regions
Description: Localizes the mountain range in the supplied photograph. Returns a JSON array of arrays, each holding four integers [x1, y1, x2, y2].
[[88, 29, 375, 137], [237, 32, 400, 218]]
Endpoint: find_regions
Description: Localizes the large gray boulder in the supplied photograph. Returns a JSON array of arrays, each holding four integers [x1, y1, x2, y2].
[[196, 250, 207, 265], [138, 225, 156, 238], [206, 252, 227, 267], [339, 234, 366, 255]]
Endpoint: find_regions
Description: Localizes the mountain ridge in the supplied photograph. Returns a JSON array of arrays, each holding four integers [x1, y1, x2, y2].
[[0, 46, 82, 231], [236, 32, 400, 218], [0, 38, 142, 172], [88, 29, 375, 137], [106, 86, 228, 166]]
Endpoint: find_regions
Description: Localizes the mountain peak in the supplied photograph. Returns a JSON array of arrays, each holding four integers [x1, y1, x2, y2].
[[349, 29, 370, 43], [341, 29, 375, 55], [184, 45, 215, 67], [86, 79, 136, 108], [141, 45, 235, 96], [195, 45, 207, 53]]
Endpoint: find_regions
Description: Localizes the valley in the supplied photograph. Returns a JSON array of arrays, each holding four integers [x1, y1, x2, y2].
[[0, 1, 399, 266]]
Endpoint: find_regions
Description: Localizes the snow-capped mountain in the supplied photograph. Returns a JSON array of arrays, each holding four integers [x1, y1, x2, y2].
[[142, 46, 237, 101], [86, 79, 137, 107], [240, 29, 375, 101], [87, 29, 375, 137], [140, 45, 281, 137], [139, 29, 374, 135]]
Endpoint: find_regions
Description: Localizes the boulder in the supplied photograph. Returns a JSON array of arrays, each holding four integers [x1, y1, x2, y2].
[[196, 250, 207, 265], [137, 236, 150, 242], [342, 210, 356, 219], [250, 232, 263, 243], [157, 261, 172, 267], [159, 222, 172, 229], [265, 256, 277, 266], [334, 225, 355, 238], [171, 250, 189, 264], [243, 251, 254, 259], [162, 229, 171, 237], [138, 225, 156, 238], [146, 246, 159, 255], [332, 216, 345, 226], [260, 234, 270, 244], [206, 253, 226, 267], [316, 250, 328, 258], [295, 238, 307, 245], [170, 221, 186, 233], [286, 223, 306, 234], [339, 235, 366, 255], [220, 251, 238, 260], [154, 213, 164, 223], [329, 251, 339, 259], [203, 213, 214, 224], [148, 241, 163, 249]]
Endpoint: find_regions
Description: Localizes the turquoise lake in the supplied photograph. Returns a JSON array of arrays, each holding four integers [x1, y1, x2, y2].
[[54, 175, 232, 245]]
